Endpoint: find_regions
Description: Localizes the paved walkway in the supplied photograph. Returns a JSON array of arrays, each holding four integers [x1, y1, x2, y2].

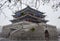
[[0, 37, 59, 41]]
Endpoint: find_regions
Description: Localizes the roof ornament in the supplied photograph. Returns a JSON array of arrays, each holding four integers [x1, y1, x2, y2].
[[27, 5, 30, 7]]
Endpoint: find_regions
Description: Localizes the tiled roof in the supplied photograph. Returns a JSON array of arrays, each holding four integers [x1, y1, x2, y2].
[[15, 6, 44, 15]]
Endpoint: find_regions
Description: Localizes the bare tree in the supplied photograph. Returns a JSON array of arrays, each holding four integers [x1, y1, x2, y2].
[[0, 0, 60, 18]]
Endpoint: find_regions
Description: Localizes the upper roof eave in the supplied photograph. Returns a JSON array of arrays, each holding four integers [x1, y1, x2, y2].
[[15, 6, 44, 14]]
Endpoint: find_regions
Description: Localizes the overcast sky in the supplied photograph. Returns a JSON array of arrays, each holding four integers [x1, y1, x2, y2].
[[0, 0, 60, 30]]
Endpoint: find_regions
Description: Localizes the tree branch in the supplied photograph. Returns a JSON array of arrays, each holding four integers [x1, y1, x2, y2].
[[0, 1, 7, 8]]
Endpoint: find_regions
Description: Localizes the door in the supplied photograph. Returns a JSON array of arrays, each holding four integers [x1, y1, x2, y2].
[[45, 30, 49, 40]]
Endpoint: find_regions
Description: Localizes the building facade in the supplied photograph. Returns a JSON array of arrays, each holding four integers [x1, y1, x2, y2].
[[1, 6, 58, 40]]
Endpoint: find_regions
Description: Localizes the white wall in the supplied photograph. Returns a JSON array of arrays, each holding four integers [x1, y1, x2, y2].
[[0, 26, 3, 33]]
